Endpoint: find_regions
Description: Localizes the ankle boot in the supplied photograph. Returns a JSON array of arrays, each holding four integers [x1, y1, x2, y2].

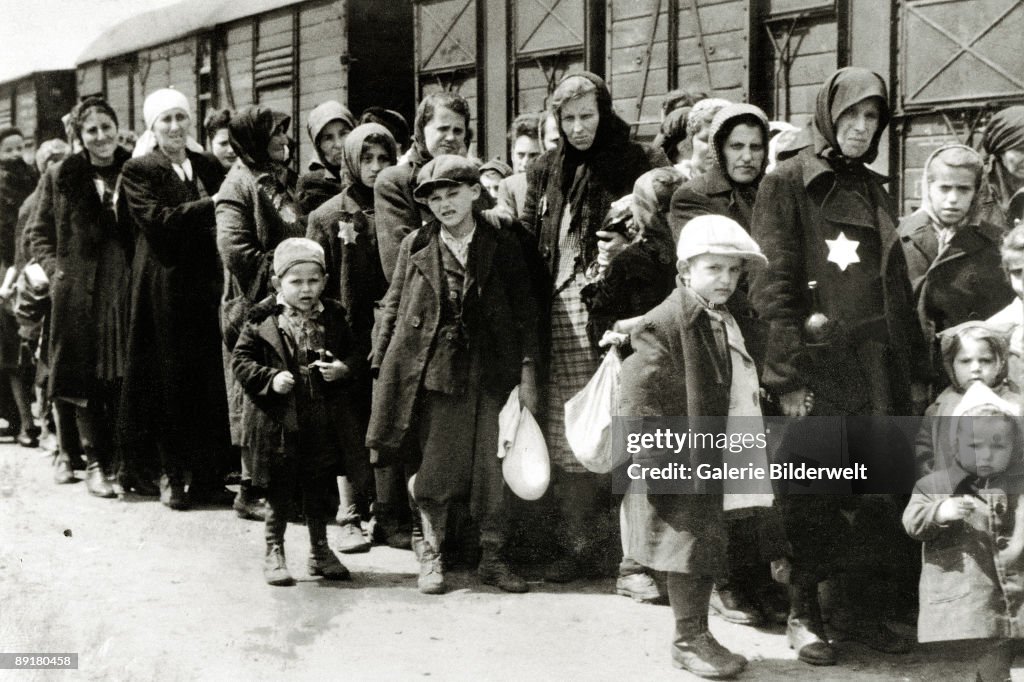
[[264, 503, 293, 585], [418, 547, 446, 595], [85, 456, 115, 498], [159, 474, 188, 510], [787, 581, 836, 666], [53, 453, 75, 485], [668, 572, 746, 679], [233, 482, 266, 521], [307, 519, 350, 580], [478, 547, 528, 593]]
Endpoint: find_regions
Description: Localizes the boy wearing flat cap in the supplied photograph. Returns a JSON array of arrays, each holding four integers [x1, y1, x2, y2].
[[619, 215, 786, 679], [232, 238, 364, 586], [367, 155, 539, 594]]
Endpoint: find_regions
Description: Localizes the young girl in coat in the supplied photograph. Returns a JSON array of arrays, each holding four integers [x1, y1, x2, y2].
[[904, 383, 1024, 682], [232, 238, 361, 586], [916, 321, 1024, 475], [366, 155, 538, 595]]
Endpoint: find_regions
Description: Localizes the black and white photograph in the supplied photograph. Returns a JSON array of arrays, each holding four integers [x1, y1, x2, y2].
[[2, 0, 1024, 679]]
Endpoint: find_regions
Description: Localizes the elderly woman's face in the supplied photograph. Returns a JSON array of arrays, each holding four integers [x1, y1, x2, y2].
[[209, 128, 236, 169], [317, 120, 351, 167], [1001, 149, 1024, 180], [153, 108, 191, 156], [835, 98, 881, 160], [560, 93, 600, 152]]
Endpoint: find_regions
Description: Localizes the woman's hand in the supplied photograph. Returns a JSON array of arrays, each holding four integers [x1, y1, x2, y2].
[[780, 387, 814, 416], [519, 363, 539, 415], [598, 330, 629, 348], [315, 359, 350, 382], [595, 230, 629, 266]]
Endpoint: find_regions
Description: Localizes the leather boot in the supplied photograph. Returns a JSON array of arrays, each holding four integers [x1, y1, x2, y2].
[[53, 453, 76, 485], [85, 457, 115, 498], [787, 581, 836, 665], [416, 503, 446, 593], [307, 519, 351, 580], [159, 474, 188, 510], [418, 547, 446, 595], [668, 572, 746, 679], [478, 546, 528, 593], [232, 482, 266, 521], [264, 501, 294, 585]]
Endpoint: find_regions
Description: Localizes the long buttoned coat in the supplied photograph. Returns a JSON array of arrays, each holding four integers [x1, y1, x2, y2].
[[899, 210, 1014, 381], [365, 217, 538, 454], [618, 285, 771, 576], [750, 146, 927, 414], [903, 464, 1024, 642]]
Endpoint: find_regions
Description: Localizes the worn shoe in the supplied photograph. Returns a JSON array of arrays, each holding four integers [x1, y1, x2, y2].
[[710, 588, 763, 625], [53, 454, 76, 485], [264, 544, 295, 586], [478, 558, 528, 593], [159, 475, 188, 510], [671, 632, 747, 679], [787, 618, 836, 666], [16, 429, 39, 448], [418, 555, 446, 595], [232, 490, 266, 521], [118, 472, 159, 497], [616, 572, 663, 604], [308, 543, 351, 580], [335, 522, 371, 554], [85, 463, 115, 498]]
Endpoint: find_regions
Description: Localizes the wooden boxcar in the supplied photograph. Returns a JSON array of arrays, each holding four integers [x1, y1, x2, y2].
[[76, 0, 415, 173], [0, 70, 78, 160]]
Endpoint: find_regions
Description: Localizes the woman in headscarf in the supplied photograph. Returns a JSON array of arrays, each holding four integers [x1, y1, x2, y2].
[[26, 98, 134, 499], [750, 67, 926, 665], [307, 122, 398, 552], [519, 71, 670, 583], [979, 106, 1024, 230], [0, 126, 39, 447], [296, 100, 356, 215], [216, 105, 302, 521], [119, 88, 230, 510]]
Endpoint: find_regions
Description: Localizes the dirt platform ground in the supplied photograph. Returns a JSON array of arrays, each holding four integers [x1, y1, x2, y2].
[[0, 443, 1013, 681]]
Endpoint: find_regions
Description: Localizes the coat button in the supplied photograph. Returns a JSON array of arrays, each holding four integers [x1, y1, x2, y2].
[[411, 316, 421, 328], [540, 245, 551, 259], [997, 537, 1010, 550]]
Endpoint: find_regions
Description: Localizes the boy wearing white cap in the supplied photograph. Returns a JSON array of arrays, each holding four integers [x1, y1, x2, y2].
[[232, 238, 363, 586], [619, 215, 785, 679]]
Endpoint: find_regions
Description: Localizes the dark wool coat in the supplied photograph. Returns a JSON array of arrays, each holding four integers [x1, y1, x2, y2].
[[26, 148, 134, 399], [903, 465, 1024, 642], [296, 162, 341, 217], [374, 144, 494, 283], [231, 296, 364, 488], [750, 146, 928, 414], [618, 285, 768, 575], [118, 150, 228, 448], [899, 210, 1015, 381], [366, 217, 538, 452], [0, 157, 37, 267]]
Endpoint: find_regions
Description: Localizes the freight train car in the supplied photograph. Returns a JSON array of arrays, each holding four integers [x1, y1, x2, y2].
[[0, 70, 78, 161], [75, 0, 415, 173]]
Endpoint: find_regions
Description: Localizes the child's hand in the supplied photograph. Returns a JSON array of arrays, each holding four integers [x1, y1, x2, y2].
[[936, 496, 974, 523], [271, 371, 295, 394], [595, 230, 629, 265], [315, 359, 349, 382]]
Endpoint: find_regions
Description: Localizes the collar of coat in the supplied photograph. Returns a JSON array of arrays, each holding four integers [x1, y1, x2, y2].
[[899, 208, 1005, 249], [407, 215, 498, 294], [800, 146, 891, 188], [57, 147, 131, 194]]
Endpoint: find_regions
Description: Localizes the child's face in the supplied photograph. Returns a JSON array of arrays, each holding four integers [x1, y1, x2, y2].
[[953, 337, 1000, 388], [275, 262, 326, 312], [926, 161, 976, 226], [480, 170, 502, 200], [425, 182, 479, 230], [358, 142, 392, 188], [957, 416, 1016, 478], [683, 254, 744, 305], [1005, 255, 1024, 300]]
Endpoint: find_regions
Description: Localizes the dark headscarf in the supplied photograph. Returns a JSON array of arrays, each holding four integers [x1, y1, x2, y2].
[[228, 106, 290, 173], [813, 67, 889, 165], [982, 106, 1024, 213], [632, 167, 684, 265]]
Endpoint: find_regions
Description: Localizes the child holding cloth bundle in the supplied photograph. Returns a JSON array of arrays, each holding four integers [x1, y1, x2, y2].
[[232, 238, 363, 586], [904, 382, 1024, 682]]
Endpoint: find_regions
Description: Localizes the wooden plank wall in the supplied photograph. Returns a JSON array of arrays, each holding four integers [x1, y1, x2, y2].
[[15, 80, 38, 151], [78, 64, 104, 101], [104, 62, 133, 133], [607, 0, 672, 138], [130, 39, 198, 134], [220, 21, 255, 113], [763, 13, 836, 129]]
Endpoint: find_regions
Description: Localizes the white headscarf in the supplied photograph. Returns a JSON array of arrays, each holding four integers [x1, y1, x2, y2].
[[133, 88, 204, 158]]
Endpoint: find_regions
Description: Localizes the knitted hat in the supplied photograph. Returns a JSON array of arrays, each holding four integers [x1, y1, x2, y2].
[[676, 214, 768, 266], [273, 238, 326, 277], [413, 154, 480, 201]]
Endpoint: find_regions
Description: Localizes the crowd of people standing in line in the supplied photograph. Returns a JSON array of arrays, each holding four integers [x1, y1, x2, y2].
[[4, 63, 1024, 680]]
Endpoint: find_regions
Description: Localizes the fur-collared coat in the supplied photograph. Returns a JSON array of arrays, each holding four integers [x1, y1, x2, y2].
[[231, 296, 363, 488], [366, 217, 538, 453]]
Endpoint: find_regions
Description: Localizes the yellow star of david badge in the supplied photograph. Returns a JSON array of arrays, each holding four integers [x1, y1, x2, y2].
[[825, 231, 860, 271]]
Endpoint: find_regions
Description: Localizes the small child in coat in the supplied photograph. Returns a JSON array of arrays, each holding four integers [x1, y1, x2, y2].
[[232, 238, 362, 586], [988, 224, 1024, 390], [366, 155, 539, 595], [904, 382, 1024, 682], [915, 321, 1024, 476]]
